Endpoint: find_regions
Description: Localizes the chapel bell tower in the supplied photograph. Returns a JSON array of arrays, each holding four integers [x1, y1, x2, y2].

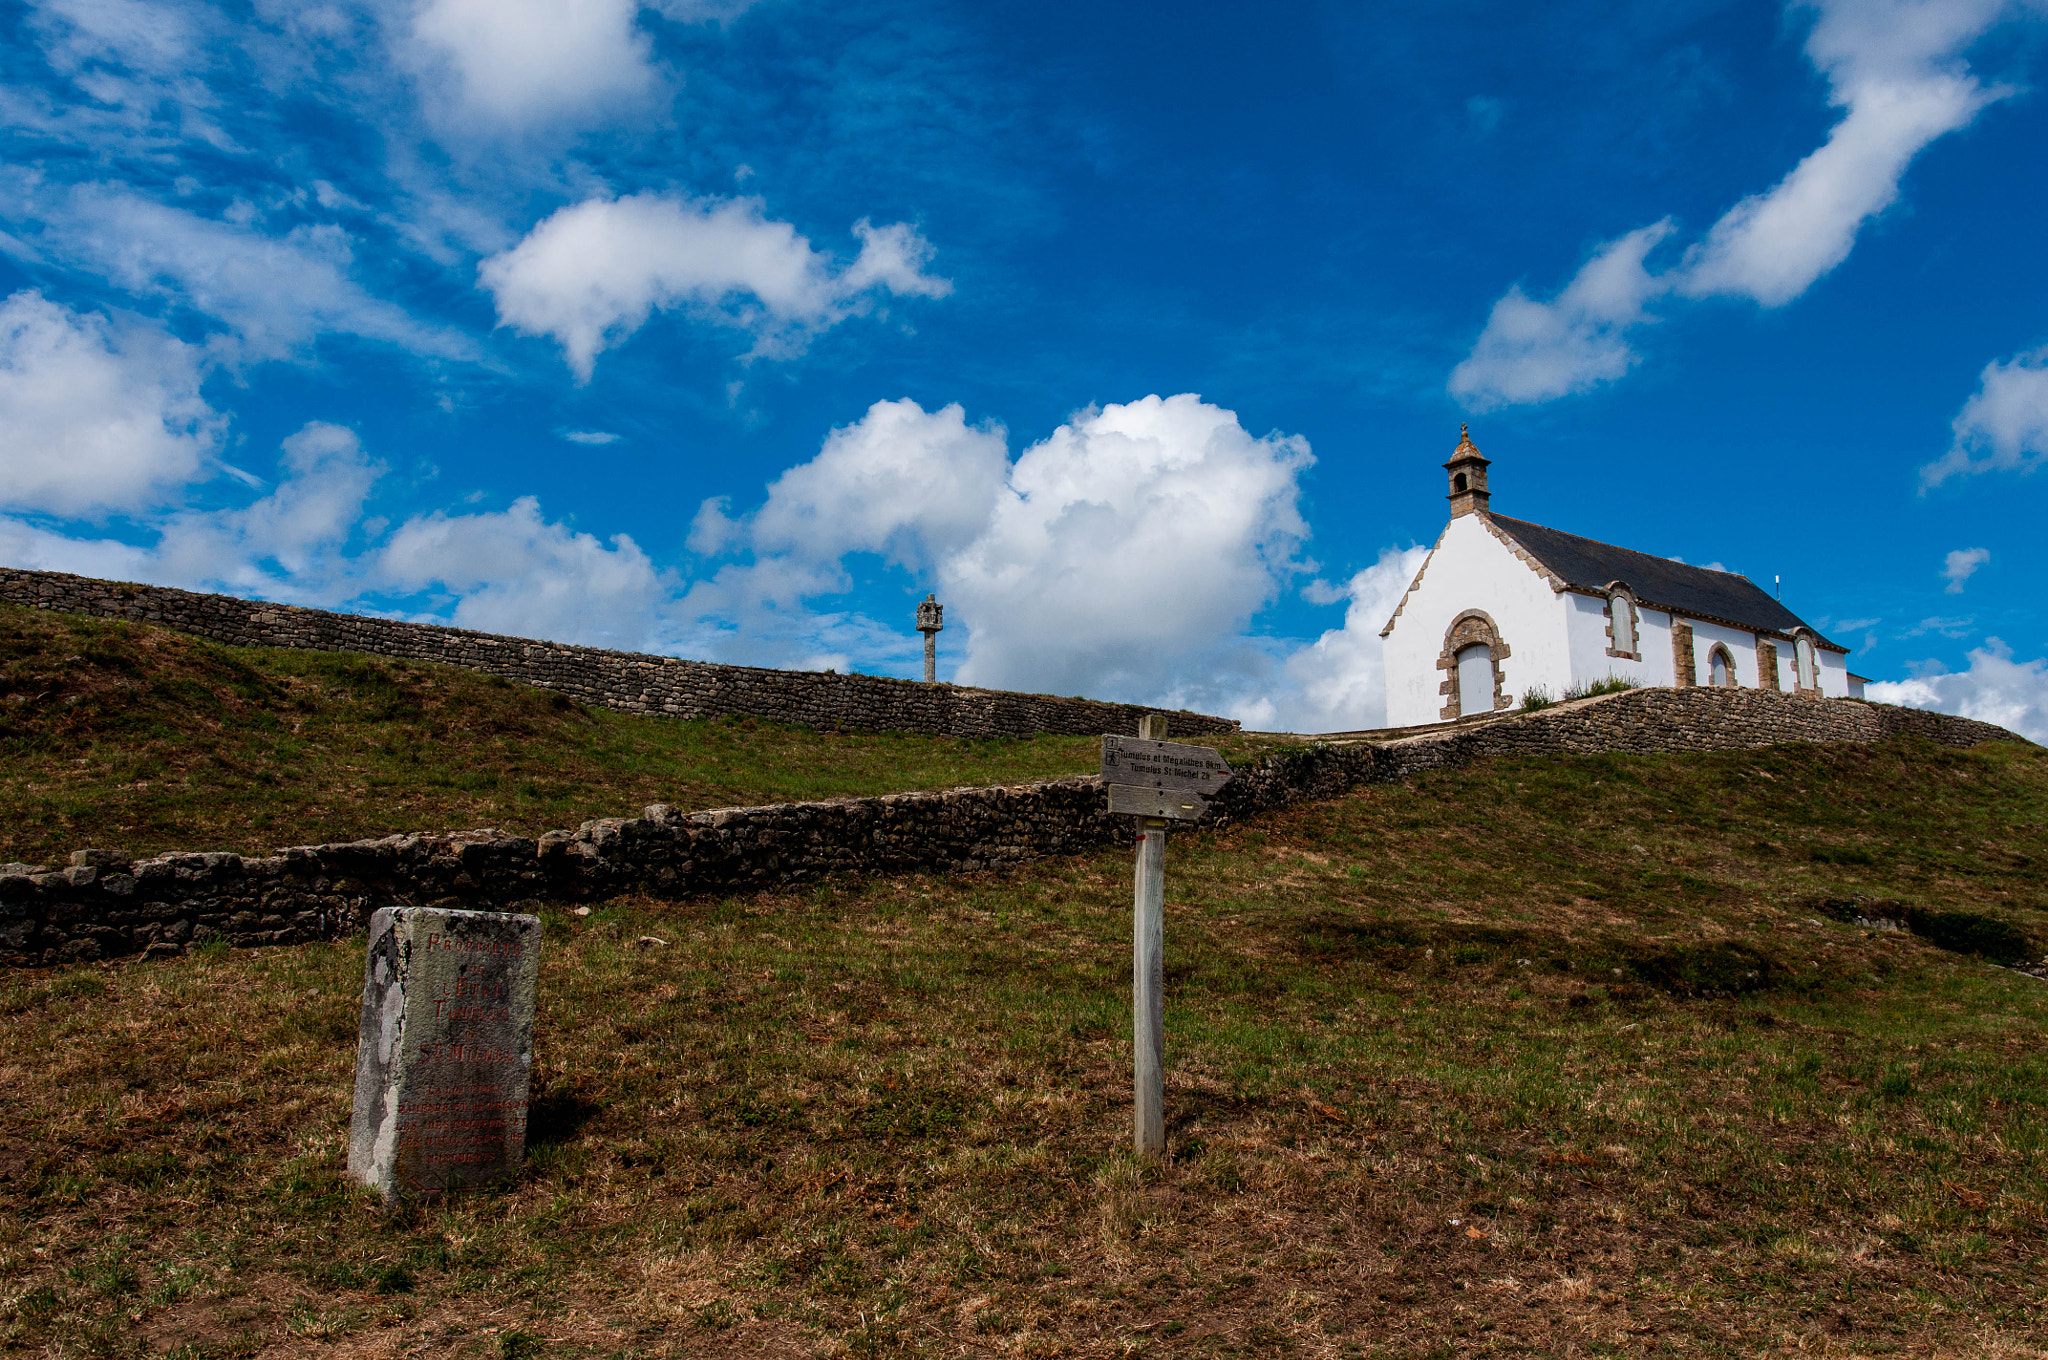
[[1445, 423, 1491, 517]]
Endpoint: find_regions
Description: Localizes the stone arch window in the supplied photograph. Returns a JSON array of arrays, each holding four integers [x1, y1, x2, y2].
[[1605, 583, 1638, 659], [1436, 609, 1511, 721], [1453, 471, 1469, 493], [1708, 644, 1737, 688], [1794, 632, 1818, 692]]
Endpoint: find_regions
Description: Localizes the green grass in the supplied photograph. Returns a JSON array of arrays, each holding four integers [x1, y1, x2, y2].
[[2, 735, 2045, 1355], [0, 604, 1281, 866]]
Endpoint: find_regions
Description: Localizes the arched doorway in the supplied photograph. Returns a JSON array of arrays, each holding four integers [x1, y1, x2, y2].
[[1456, 644, 1495, 716], [1437, 609, 1510, 720]]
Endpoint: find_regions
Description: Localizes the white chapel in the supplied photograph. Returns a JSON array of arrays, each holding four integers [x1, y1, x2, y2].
[[1380, 427, 1861, 727]]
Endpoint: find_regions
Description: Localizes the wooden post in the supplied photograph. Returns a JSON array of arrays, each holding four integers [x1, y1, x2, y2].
[[1133, 713, 1168, 1157]]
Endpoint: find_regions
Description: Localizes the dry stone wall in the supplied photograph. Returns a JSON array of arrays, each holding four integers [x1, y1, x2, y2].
[[2, 685, 2021, 969], [0, 567, 1237, 739]]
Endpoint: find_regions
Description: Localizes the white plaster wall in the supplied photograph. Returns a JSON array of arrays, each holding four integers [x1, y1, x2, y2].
[[1564, 593, 1615, 685], [1817, 647, 1852, 698], [1564, 592, 1662, 689], [1631, 608, 1679, 688], [1382, 515, 1572, 726], [1685, 619, 1760, 688]]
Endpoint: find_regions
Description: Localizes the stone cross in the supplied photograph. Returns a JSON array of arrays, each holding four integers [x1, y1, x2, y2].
[[916, 593, 944, 683], [347, 906, 541, 1202]]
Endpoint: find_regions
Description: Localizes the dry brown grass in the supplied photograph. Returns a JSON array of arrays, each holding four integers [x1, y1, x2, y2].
[[2, 738, 2046, 1357]]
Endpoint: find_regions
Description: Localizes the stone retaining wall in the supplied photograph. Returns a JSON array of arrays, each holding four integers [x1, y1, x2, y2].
[[1, 686, 2021, 969], [0, 568, 1236, 740]]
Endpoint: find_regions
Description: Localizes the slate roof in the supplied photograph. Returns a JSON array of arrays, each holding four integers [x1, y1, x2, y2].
[[1487, 514, 1841, 649]]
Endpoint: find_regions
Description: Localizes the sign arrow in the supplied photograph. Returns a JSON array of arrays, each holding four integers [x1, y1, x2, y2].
[[1101, 736, 1232, 823]]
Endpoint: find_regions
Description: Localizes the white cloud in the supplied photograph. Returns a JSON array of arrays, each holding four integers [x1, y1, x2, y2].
[[0, 290, 222, 517], [406, 0, 659, 130], [685, 394, 1316, 709], [377, 496, 674, 648], [1448, 222, 1672, 409], [1941, 546, 1989, 592], [561, 429, 621, 445], [1246, 545, 1431, 733], [1452, 0, 2019, 409], [0, 373, 1446, 729], [149, 421, 383, 599], [651, 0, 762, 21], [30, 0, 203, 77], [0, 179, 476, 362], [1906, 614, 1975, 638], [678, 399, 1010, 617], [1867, 639, 2048, 742], [0, 413, 671, 646], [1922, 345, 2048, 485], [944, 397, 1312, 705], [747, 399, 1008, 578], [478, 193, 952, 380], [1679, 0, 2003, 305], [22, 0, 239, 155], [0, 420, 380, 600]]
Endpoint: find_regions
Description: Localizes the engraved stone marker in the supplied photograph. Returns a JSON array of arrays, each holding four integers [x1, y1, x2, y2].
[[347, 906, 541, 1202]]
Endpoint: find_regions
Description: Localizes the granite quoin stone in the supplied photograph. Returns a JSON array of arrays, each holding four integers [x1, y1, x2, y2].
[[347, 907, 541, 1202]]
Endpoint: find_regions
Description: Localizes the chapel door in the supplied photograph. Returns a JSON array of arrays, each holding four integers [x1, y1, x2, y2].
[[1456, 644, 1494, 717]]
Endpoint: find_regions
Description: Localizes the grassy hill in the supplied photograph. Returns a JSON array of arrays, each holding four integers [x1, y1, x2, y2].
[[2, 711, 2044, 1356], [0, 603, 1296, 866]]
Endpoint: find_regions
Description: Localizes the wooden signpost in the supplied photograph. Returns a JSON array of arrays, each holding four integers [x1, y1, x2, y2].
[[1102, 716, 1233, 1157]]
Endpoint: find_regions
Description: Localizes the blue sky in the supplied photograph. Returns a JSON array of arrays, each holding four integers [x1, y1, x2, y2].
[[2, 0, 2046, 735]]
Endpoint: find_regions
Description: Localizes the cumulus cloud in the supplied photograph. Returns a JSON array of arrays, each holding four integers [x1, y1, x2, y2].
[[0, 377, 1437, 729], [0, 179, 475, 362], [686, 394, 1315, 708], [740, 398, 1007, 581], [1452, 0, 2017, 410], [1243, 545, 1431, 733], [378, 497, 674, 648], [0, 290, 222, 517], [1941, 546, 1989, 592], [406, 0, 659, 130], [1867, 639, 2048, 742], [478, 193, 952, 379], [1921, 345, 2048, 485], [943, 397, 1312, 705]]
